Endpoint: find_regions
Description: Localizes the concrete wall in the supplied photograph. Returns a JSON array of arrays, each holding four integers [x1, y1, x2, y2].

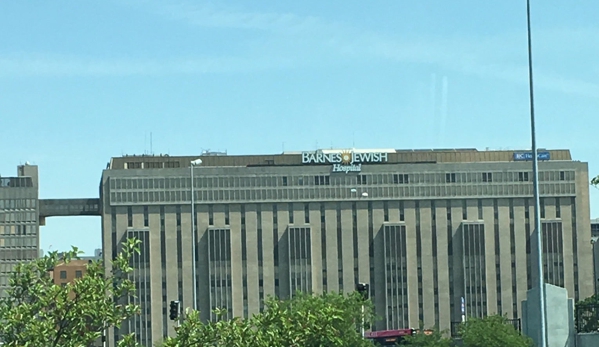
[[522, 284, 575, 347], [576, 333, 599, 347], [454, 333, 599, 347]]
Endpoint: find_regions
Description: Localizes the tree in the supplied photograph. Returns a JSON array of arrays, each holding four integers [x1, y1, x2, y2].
[[0, 238, 143, 347], [402, 328, 452, 347], [459, 315, 533, 347], [592, 175, 599, 186], [575, 294, 599, 333], [163, 291, 375, 347]]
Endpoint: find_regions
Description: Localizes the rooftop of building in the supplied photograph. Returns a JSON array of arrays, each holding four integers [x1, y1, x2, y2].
[[0, 163, 38, 188], [106, 147, 574, 170]]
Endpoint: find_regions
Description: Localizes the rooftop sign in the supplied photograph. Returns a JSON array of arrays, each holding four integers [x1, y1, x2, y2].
[[513, 151, 550, 161], [301, 150, 389, 173]]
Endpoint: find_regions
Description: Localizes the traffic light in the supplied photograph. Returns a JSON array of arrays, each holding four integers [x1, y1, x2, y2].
[[356, 283, 369, 300], [169, 300, 180, 321]]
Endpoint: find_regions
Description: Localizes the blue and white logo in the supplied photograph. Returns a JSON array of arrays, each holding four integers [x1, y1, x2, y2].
[[513, 151, 550, 161]]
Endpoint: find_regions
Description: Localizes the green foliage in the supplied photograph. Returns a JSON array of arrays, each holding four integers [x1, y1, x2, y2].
[[575, 294, 599, 333], [592, 175, 599, 186], [577, 294, 599, 306], [0, 238, 142, 347], [459, 315, 532, 347], [402, 328, 452, 347], [163, 291, 374, 347]]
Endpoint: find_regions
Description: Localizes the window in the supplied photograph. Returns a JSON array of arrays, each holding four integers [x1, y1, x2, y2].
[[399, 200, 405, 222], [127, 207, 133, 227], [446, 173, 456, 183], [357, 175, 367, 185], [478, 200, 483, 220], [394, 174, 409, 184], [282, 177, 288, 186], [540, 198, 545, 219], [225, 205, 230, 225], [304, 203, 310, 224], [60, 271, 67, 279], [165, 161, 180, 168], [314, 175, 330, 186], [126, 162, 141, 169], [482, 172, 493, 182], [559, 171, 565, 181], [383, 201, 389, 222], [143, 206, 149, 227], [75, 270, 83, 278], [518, 172, 529, 182]]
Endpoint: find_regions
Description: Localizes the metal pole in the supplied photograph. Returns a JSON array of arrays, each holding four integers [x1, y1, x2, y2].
[[593, 241, 597, 296], [526, 1, 547, 346], [191, 163, 197, 311], [461, 227, 467, 322], [361, 305, 365, 338]]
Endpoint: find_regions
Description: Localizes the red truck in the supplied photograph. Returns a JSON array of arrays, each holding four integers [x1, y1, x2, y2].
[[363, 329, 416, 345]]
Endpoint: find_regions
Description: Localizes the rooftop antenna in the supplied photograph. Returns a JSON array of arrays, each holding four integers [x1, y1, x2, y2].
[[282, 142, 285, 153], [431, 73, 437, 145], [440, 76, 448, 147], [150, 132, 153, 155], [352, 132, 355, 148]]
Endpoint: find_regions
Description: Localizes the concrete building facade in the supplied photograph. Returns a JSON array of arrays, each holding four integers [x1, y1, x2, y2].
[[52, 259, 92, 287], [99, 148, 594, 346], [0, 164, 40, 297]]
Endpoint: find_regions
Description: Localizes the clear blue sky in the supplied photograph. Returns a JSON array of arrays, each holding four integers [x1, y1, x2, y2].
[[1, 1, 598, 255]]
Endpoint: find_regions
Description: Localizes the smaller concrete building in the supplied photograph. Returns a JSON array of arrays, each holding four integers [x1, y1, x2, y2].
[[52, 259, 91, 287], [50, 249, 103, 286]]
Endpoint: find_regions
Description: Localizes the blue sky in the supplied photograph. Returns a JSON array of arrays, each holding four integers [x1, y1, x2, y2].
[[1, 0, 598, 255]]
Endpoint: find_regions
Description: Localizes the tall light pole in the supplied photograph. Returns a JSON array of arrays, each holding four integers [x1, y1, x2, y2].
[[592, 237, 599, 296], [526, 1, 547, 346], [351, 189, 369, 337], [190, 158, 202, 311]]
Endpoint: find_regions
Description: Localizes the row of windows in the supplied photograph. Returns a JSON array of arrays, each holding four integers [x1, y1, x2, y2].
[[110, 182, 576, 204], [0, 225, 37, 236], [0, 262, 23, 274], [0, 276, 10, 286], [109, 170, 575, 190], [57, 270, 83, 279], [0, 177, 33, 188], [0, 199, 36, 210], [120, 200, 573, 234], [125, 161, 180, 169], [44, 203, 99, 213], [0, 212, 37, 223], [0, 236, 37, 248], [0, 248, 38, 261]]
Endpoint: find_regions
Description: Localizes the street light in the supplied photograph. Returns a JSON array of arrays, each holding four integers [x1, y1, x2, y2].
[[356, 283, 370, 338], [190, 158, 202, 311], [525, 1, 547, 346], [350, 189, 369, 336]]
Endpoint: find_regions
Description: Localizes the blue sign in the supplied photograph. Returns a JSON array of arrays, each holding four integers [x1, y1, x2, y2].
[[513, 151, 550, 161], [461, 297, 465, 314]]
